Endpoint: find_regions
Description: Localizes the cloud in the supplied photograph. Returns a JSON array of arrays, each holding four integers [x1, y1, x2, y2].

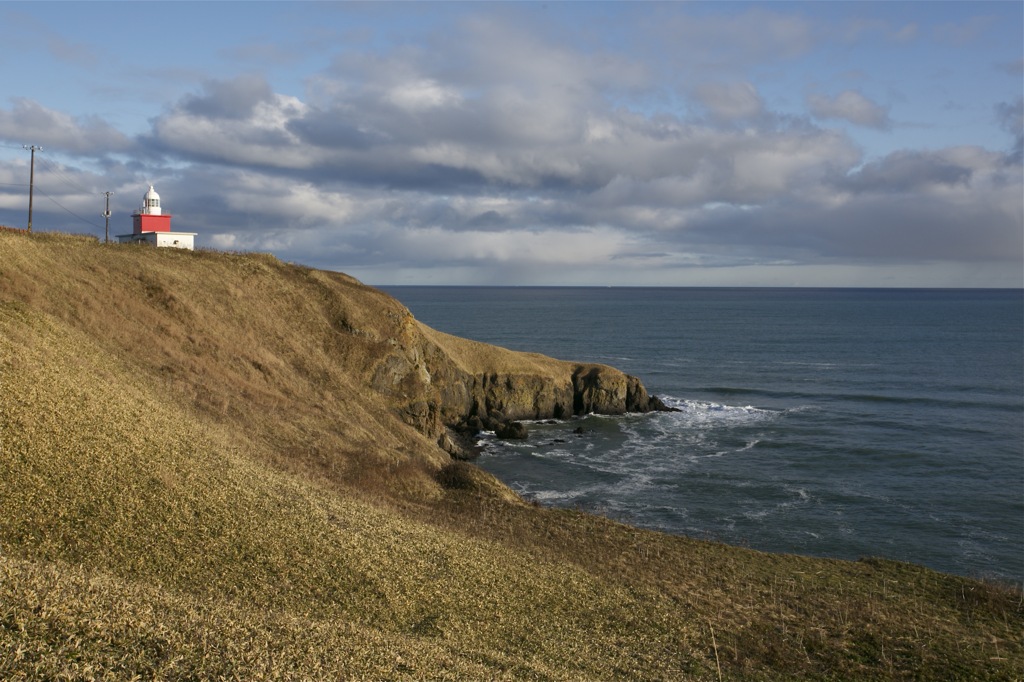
[[840, 18, 918, 44], [932, 15, 997, 47], [807, 90, 891, 129], [45, 34, 99, 67], [150, 62, 861, 206], [1, 4, 1018, 288], [892, 23, 918, 43], [837, 150, 973, 193], [220, 41, 305, 68], [995, 98, 1023, 164], [181, 75, 277, 120], [112, 46, 1019, 285], [0, 10, 99, 67], [0, 98, 133, 155], [996, 58, 1024, 75], [150, 78, 310, 168], [677, 145, 1022, 265], [387, 79, 461, 111], [693, 82, 764, 121], [151, 113, 1023, 278], [646, 8, 816, 71]]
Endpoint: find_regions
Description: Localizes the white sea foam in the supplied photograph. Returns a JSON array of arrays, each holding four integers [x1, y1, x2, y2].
[[712, 438, 761, 457], [519, 474, 655, 505], [525, 487, 590, 503], [741, 486, 813, 522], [397, 286, 1023, 583], [662, 397, 780, 426]]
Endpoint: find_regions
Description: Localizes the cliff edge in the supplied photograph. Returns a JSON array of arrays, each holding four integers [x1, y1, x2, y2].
[[1, 232, 1019, 681], [0, 231, 665, 493], [373, 310, 670, 458]]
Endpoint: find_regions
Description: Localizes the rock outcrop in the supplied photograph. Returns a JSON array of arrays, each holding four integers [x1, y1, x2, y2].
[[365, 309, 670, 459], [0, 232, 667, 469]]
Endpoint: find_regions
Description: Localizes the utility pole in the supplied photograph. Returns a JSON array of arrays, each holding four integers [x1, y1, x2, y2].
[[102, 191, 113, 243], [23, 144, 41, 232]]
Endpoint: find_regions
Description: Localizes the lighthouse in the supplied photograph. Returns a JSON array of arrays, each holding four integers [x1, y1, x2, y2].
[[117, 185, 197, 249]]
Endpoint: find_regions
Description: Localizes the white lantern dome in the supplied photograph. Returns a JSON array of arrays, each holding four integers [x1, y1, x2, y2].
[[141, 185, 162, 215]]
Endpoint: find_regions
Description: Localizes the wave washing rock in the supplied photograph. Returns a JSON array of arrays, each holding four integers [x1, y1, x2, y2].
[[367, 309, 670, 459], [0, 232, 668, 468]]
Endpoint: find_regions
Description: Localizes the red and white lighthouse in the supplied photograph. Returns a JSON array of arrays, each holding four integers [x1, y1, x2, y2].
[[118, 185, 196, 249], [132, 185, 172, 233]]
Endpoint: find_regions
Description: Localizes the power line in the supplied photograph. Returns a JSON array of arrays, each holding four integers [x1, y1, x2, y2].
[[36, 154, 96, 196], [16, 149, 116, 234], [5, 146, 116, 234], [36, 187, 103, 230]]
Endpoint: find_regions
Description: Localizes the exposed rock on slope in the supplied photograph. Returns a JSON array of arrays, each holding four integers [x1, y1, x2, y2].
[[0, 232, 665, 479], [371, 317, 669, 457], [2, 233, 1021, 681]]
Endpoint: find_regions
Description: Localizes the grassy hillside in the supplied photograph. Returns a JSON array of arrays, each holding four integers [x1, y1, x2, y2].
[[1, 231, 1020, 680]]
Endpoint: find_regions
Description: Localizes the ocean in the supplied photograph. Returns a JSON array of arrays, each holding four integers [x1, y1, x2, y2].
[[382, 287, 1024, 585]]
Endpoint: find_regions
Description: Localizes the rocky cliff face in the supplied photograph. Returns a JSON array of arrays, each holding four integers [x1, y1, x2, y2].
[[0, 233, 667, 470], [366, 308, 669, 459]]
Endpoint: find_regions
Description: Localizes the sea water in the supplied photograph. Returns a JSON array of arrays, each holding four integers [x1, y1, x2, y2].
[[382, 287, 1024, 584]]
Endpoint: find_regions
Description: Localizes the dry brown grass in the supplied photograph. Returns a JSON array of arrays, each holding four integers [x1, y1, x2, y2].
[[0, 231, 448, 495], [0, 230, 1021, 680]]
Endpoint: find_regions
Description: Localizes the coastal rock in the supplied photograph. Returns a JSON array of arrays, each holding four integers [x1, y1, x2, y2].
[[323, 282, 670, 457], [495, 421, 529, 440], [376, 330, 670, 458], [573, 365, 655, 415]]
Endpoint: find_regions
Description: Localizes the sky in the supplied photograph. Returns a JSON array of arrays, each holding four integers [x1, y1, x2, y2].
[[0, 1, 1021, 287]]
